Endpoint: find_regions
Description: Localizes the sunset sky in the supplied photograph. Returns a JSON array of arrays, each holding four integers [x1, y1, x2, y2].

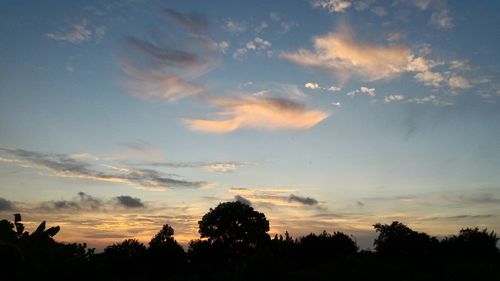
[[1, 0, 499, 250]]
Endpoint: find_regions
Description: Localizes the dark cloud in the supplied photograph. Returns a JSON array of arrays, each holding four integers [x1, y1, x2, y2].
[[115, 195, 145, 208], [39, 192, 146, 211], [40, 192, 103, 211], [126, 36, 202, 67], [162, 8, 210, 34], [0, 197, 15, 211], [122, 9, 216, 102], [456, 193, 500, 204], [0, 147, 207, 190], [288, 194, 319, 206], [234, 195, 252, 206], [229, 188, 320, 208]]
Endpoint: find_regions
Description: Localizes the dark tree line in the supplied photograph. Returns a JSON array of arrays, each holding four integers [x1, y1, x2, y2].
[[1, 201, 499, 281]]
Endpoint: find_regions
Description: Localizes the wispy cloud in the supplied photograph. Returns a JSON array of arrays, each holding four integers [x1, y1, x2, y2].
[[281, 28, 412, 81], [146, 161, 248, 173], [431, 9, 453, 29], [0, 147, 207, 190], [122, 9, 217, 102], [184, 96, 328, 133], [45, 19, 93, 43]]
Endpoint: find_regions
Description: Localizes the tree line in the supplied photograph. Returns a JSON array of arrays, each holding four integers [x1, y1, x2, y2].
[[1, 201, 499, 280]]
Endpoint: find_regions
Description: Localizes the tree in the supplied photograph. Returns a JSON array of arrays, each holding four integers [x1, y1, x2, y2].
[[149, 224, 175, 248], [373, 221, 438, 258], [198, 201, 270, 248], [442, 227, 499, 258], [146, 224, 186, 278], [300, 230, 358, 263]]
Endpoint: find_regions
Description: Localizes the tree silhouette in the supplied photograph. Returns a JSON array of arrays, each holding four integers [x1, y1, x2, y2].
[[300, 230, 358, 264], [442, 227, 499, 258], [146, 224, 186, 279], [198, 201, 270, 248], [373, 221, 438, 258]]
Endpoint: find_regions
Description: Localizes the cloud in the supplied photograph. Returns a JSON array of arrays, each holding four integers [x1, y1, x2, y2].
[[448, 75, 471, 89], [235, 37, 272, 60], [255, 21, 269, 33], [281, 27, 470, 95], [407, 95, 436, 104], [233, 48, 248, 59], [281, 28, 412, 81], [0, 197, 15, 211], [414, 70, 444, 87], [371, 6, 387, 17], [229, 188, 320, 207], [184, 96, 328, 133], [328, 86, 342, 92], [288, 194, 319, 206], [217, 41, 230, 54], [146, 161, 247, 173], [40, 192, 103, 211], [162, 9, 209, 34], [450, 60, 471, 71], [45, 19, 93, 43], [412, 0, 432, 10], [234, 195, 252, 206], [313, 0, 352, 13], [431, 9, 453, 29], [115, 195, 145, 208], [225, 18, 247, 33], [122, 9, 216, 102], [0, 147, 207, 190], [305, 82, 320, 90], [360, 86, 376, 96], [201, 162, 243, 173], [384, 94, 406, 103], [347, 86, 376, 97], [40, 193, 143, 211]]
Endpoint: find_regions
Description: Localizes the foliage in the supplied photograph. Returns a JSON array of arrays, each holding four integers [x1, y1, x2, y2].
[[1, 207, 499, 281], [198, 201, 270, 248], [373, 221, 438, 258]]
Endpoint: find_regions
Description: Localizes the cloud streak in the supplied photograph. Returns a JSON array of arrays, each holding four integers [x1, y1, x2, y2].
[[0, 147, 207, 190], [46, 19, 94, 43], [184, 96, 328, 133], [229, 188, 320, 207], [122, 9, 217, 102]]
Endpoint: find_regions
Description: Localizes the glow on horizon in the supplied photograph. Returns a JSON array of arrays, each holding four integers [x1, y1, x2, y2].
[[1, 0, 500, 250]]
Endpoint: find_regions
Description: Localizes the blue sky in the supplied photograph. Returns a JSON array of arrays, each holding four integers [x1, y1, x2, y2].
[[1, 0, 499, 249]]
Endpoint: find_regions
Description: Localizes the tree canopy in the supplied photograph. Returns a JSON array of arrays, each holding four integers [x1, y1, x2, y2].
[[198, 201, 270, 248]]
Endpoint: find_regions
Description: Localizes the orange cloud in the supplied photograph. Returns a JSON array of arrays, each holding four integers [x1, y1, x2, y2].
[[184, 96, 328, 133], [281, 29, 412, 81]]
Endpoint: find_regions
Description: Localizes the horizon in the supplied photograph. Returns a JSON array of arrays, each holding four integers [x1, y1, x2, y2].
[[1, 0, 499, 251]]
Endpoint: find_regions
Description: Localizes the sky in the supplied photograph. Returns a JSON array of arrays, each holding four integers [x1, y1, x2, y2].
[[1, 0, 499, 250]]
